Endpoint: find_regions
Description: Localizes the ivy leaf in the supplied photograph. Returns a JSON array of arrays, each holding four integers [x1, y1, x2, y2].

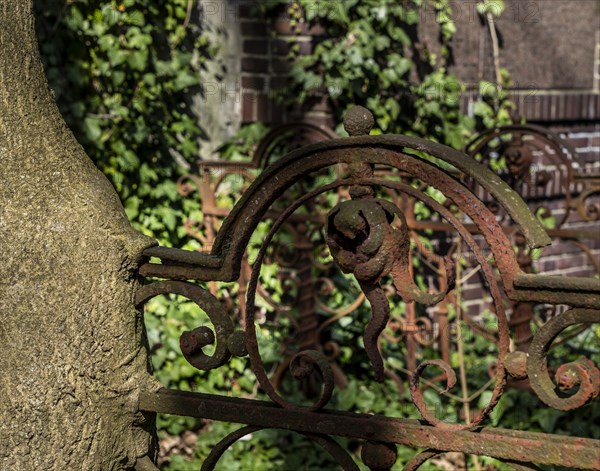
[[533, 409, 563, 433], [126, 10, 145, 26], [477, 0, 506, 17], [83, 117, 102, 141], [128, 50, 148, 71], [124, 195, 140, 220], [107, 48, 128, 67]]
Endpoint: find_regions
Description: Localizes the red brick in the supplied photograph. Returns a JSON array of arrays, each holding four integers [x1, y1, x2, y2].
[[270, 103, 287, 124], [305, 23, 327, 36], [242, 75, 265, 91], [243, 39, 268, 55], [273, 19, 326, 36], [239, 2, 259, 19], [242, 92, 255, 123], [272, 39, 313, 56], [256, 93, 269, 122], [271, 57, 291, 73], [305, 95, 329, 113], [272, 39, 292, 55], [461, 286, 484, 301], [241, 21, 267, 36], [273, 19, 299, 35], [270, 76, 290, 90], [563, 137, 591, 148], [303, 111, 335, 129], [297, 40, 314, 55], [242, 57, 269, 73], [557, 254, 585, 270], [539, 260, 556, 272]]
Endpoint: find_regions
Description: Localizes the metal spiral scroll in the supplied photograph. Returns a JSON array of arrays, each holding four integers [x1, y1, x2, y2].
[[326, 196, 456, 382], [134, 280, 246, 371], [526, 308, 600, 410], [577, 186, 600, 222], [393, 179, 510, 430], [244, 182, 349, 411], [464, 124, 579, 228]]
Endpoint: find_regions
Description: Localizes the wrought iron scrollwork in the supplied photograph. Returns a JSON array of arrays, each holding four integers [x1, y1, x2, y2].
[[136, 106, 600, 470], [526, 308, 600, 410], [134, 280, 246, 371]]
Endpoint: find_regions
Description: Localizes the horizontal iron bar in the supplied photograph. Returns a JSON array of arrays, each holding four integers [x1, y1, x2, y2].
[[143, 246, 222, 268], [514, 273, 600, 293], [139, 389, 600, 469]]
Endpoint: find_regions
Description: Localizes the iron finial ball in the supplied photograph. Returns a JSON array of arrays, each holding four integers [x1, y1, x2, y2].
[[344, 105, 374, 136], [361, 441, 398, 470], [505, 350, 528, 380]]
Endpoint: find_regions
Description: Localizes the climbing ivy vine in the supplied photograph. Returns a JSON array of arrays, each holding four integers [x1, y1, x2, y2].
[[263, 0, 513, 147], [36, 0, 212, 247]]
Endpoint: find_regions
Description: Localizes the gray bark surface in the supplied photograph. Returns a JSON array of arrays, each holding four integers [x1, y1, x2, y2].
[[0, 2, 159, 469]]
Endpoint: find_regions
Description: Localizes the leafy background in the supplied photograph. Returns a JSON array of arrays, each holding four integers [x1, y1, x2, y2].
[[35, 0, 599, 469]]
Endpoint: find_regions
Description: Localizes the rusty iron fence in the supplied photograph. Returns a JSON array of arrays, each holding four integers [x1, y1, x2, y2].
[[464, 124, 600, 357], [135, 106, 600, 470]]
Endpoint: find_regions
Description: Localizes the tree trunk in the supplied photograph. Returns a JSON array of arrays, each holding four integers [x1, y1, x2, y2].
[[0, 2, 158, 469]]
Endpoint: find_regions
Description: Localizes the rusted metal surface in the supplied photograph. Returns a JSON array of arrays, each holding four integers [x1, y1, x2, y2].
[[137, 107, 600, 469], [139, 136, 551, 282], [404, 451, 544, 471], [134, 281, 245, 370], [138, 389, 600, 469], [526, 308, 600, 410], [465, 123, 600, 341]]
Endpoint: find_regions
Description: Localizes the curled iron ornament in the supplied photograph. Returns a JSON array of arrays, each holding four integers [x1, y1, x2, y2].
[[239, 160, 510, 410], [244, 182, 348, 411], [327, 198, 456, 304], [403, 449, 442, 471], [288, 350, 335, 409], [527, 308, 600, 410], [135, 280, 236, 370], [399, 186, 509, 430], [326, 197, 455, 380], [358, 282, 391, 382], [577, 187, 600, 222], [464, 124, 579, 228]]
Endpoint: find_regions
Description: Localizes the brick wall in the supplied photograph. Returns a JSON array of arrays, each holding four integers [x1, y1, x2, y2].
[[550, 125, 600, 170], [530, 124, 600, 277], [238, 1, 333, 127]]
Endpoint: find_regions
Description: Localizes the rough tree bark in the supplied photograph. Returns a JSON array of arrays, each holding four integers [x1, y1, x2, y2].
[[0, 2, 159, 469]]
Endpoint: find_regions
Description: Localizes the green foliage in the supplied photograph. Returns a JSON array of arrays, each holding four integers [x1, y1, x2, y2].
[[262, 0, 513, 147], [36, 0, 212, 245], [476, 0, 506, 17]]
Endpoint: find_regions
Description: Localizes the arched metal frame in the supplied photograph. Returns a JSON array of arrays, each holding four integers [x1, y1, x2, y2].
[[136, 108, 600, 470], [464, 124, 600, 353]]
